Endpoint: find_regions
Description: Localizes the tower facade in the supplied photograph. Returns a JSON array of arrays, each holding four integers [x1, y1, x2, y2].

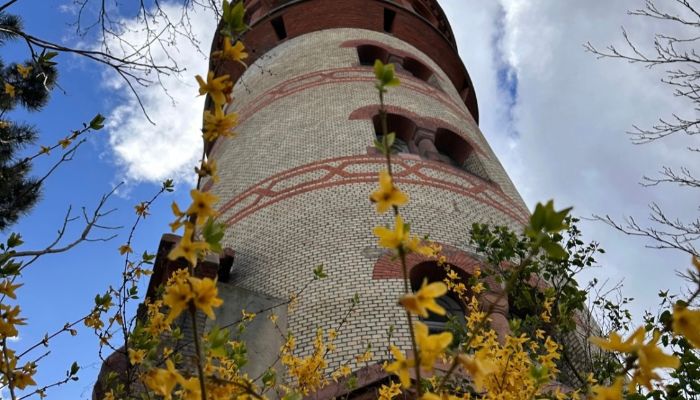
[[205, 0, 530, 392]]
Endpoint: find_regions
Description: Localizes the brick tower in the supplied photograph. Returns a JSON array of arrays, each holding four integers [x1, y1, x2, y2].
[[203, 0, 530, 394]]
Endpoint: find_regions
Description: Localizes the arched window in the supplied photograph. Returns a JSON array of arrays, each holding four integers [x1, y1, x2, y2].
[[410, 262, 466, 334], [357, 45, 389, 66], [435, 128, 490, 180], [372, 113, 416, 154], [402, 57, 433, 82]]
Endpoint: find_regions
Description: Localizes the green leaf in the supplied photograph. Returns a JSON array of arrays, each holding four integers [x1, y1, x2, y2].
[[373, 139, 386, 155], [262, 368, 276, 387], [69, 361, 80, 376], [373, 59, 385, 81], [282, 393, 303, 400], [385, 132, 395, 149], [162, 179, 175, 192], [202, 217, 226, 253], [313, 264, 327, 280], [7, 233, 23, 248], [89, 114, 105, 130]]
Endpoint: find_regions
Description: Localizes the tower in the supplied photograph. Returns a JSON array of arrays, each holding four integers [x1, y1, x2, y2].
[[203, 0, 531, 395]]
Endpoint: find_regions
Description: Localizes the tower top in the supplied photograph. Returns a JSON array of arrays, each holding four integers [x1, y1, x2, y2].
[[210, 0, 479, 122]]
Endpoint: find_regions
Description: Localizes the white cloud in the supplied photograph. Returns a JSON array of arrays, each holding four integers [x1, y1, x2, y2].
[[443, 0, 697, 318], [100, 3, 217, 184]]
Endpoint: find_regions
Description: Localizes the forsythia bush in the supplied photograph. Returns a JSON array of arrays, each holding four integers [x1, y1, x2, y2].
[[1, 2, 699, 399]]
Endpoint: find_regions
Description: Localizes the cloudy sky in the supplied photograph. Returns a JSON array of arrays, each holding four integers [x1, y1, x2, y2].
[[3, 0, 698, 398]]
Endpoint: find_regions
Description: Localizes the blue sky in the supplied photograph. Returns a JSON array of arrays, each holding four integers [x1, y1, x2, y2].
[[2, 1, 698, 398]]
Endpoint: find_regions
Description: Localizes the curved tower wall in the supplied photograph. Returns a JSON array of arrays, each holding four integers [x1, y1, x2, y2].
[[206, 0, 529, 372]]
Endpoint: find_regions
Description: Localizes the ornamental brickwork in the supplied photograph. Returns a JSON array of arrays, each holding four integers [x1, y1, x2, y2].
[[202, 0, 533, 389]]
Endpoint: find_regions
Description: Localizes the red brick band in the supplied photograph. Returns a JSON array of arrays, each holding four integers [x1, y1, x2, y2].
[[218, 154, 529, 226]]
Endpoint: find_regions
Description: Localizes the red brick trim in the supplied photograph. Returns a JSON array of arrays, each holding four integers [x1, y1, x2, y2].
[[217, 154, 529, 226], [372, 243, 483, 280], [207, 66, 472, 158]]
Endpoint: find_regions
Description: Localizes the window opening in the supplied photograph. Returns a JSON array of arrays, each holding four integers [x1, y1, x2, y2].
[[402, 57, 433, 82], [410, 262, 466, 334], [383, 8, 397, 33], [357, 45, 389, 66], [372, 113, 416, 154], [271, 16, 287, 40]]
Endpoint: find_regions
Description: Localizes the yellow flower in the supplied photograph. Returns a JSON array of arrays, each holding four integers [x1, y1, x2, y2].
[[203, 106, 238, 142], [269, 313, 278, 324], [128, 348, 146, 365], [195, 71, 232, 106], [414, 321, 452, 370], [384, 345, 414, 388], [422, 393, 461, 400], [189, 277, 223, 319], [4, 82, 15, 97], [213, 38, 248, 66], [16, 64, 32, 79], [369, 170, 408, 214], [59, 138, 71, 149], [185, 189, 219, 225], [163, 276, 193, 323], [168, 227, 211, 267], [378, 382, 402, 400], [672, 305, 700, 348], [457, 353, 495, 391], [134, 202, 149, 217], [0, 305, 26, 337], [0, 280, 21, 299], [692, 255, 700, 273], [119, 244, 133, 255], [591, 377, 624, 400], [178, 377, 201, 400], [399, 279, 448, 318], [633, 330, 680, 390], [589, 327, 645, 353], [373, 214, 408, 250], [196, 159, 219, 183], [142, 360, 181, 399]]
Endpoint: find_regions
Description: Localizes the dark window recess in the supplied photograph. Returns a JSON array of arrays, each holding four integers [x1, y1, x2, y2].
[[372, 113, 416, 153], [271, 16, 287, 40], [402, 57, 433, 82], [383, 8, 396, 33], [357, 45, 389, 66]]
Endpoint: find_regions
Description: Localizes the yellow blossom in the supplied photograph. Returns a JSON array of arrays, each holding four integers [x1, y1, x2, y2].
[[163, 275, 193, 323], [0, 280, 21, 299], [196, 159, 219, 183], [378, 382, 402, 400], [672, 305, 700, 348], [400, 279, 447, 318], [196, 71, 232, 106], [369, 170, 408, 214], [185, 189, 219, 225], [384, 345, 414, 388], [693, 255, 700, 273], [589, 327, 644, 353], [414, 321, 452, 370], [39, 145, 50, 155], [0, 305, 26, 337], [591, 377, 624, 400], [119, 244, 133, 255], [241, 309, 256, 321], [213, 38, 249, 66], [142, 359, 181, 399], [632, 330, 680, 390], [189, 277, 223, 319], [203, 106, 238, 142], [178, 377, 202, 400], [269, 313, 278, 324], [457, 353, 495, 391], [59, 138, 71, 149], [16, 64, 32, 79], [167, 226, 210, 267], [128, 348, 146, 365], [134, 202, 149, 217], [4, 82, 15, 97]]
